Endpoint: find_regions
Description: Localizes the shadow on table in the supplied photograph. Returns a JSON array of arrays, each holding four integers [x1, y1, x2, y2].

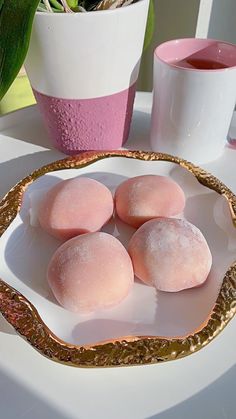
[[1, 106, 52, 149], [0, 368, 70, 419], [127, 110, 151, 150], [0, 109, 150, 200], [2, 105, 151, 151], [148, 365, 236, 419], [0, 150, 64, 199]]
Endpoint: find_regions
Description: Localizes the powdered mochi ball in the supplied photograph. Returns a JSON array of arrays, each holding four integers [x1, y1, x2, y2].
[[47, 232, 134, 312], [38, 177, 114, 240], [128, 218, 212, 292], [115, 175, 185, 228]]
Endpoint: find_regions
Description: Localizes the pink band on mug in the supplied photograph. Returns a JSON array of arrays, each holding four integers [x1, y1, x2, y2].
[[34, 84, 136, 154]]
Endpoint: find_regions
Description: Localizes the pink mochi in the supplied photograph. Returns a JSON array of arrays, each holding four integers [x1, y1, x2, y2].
[[38, 177, 114, 240], [115, 175, 185, 228], [47, 232, 134, 313], [128, 218, 212, 292]]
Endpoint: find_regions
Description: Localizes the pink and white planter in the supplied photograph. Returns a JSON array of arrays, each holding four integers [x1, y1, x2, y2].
[[25, 0, 149, 154]]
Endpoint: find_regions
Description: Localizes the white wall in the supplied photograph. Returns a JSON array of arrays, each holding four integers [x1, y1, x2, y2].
[[138, 0, 201, 91], [207, 0, 236, 43]]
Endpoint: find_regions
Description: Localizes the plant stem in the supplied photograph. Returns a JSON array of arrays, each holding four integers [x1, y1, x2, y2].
[[38, 5, 48, 11], [60, 0, 74, 12], [43, 0, 53, 12], [78, 6, 87, 12]]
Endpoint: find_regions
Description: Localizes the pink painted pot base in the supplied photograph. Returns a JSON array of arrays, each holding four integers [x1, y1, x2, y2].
[[34, 84, 136, 154]]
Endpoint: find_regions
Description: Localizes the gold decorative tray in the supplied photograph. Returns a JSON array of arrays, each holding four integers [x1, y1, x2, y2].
[[0, 150, 235, 367]]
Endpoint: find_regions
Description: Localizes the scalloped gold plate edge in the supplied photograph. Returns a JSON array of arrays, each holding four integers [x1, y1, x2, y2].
[[0, 150, 236, 368]]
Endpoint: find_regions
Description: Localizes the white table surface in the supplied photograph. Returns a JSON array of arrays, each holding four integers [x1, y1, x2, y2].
[[0, 92, 236, 419]]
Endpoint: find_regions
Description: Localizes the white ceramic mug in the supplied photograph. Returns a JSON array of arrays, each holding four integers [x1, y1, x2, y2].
[[150, 38, 236, 164], [25, 0, 149, 154]]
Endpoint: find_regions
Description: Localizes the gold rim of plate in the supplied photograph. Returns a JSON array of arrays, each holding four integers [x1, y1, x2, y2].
[[0, 150, 236, 368]]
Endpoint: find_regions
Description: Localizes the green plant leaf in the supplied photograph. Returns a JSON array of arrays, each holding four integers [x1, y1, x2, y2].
[[67, 0, 78, 7], [0, 0, 40, 100], [144, 0, 154, 51]]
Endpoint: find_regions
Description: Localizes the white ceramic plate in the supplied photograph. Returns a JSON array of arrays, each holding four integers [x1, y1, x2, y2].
[[0, 155, 235, 347]]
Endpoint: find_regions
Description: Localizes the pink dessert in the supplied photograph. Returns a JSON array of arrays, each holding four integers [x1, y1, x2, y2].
[[128, 218, 212, 292], [47, 232, 134, 313], [115, 175, 185, 228], [38, 177, 114, 241]]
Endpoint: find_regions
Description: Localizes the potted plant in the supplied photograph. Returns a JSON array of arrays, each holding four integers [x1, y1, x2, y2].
[[0, 1, 153, 153]]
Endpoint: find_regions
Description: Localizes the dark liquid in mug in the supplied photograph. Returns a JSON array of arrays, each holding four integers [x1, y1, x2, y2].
[[178, 57, 228, 70]]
